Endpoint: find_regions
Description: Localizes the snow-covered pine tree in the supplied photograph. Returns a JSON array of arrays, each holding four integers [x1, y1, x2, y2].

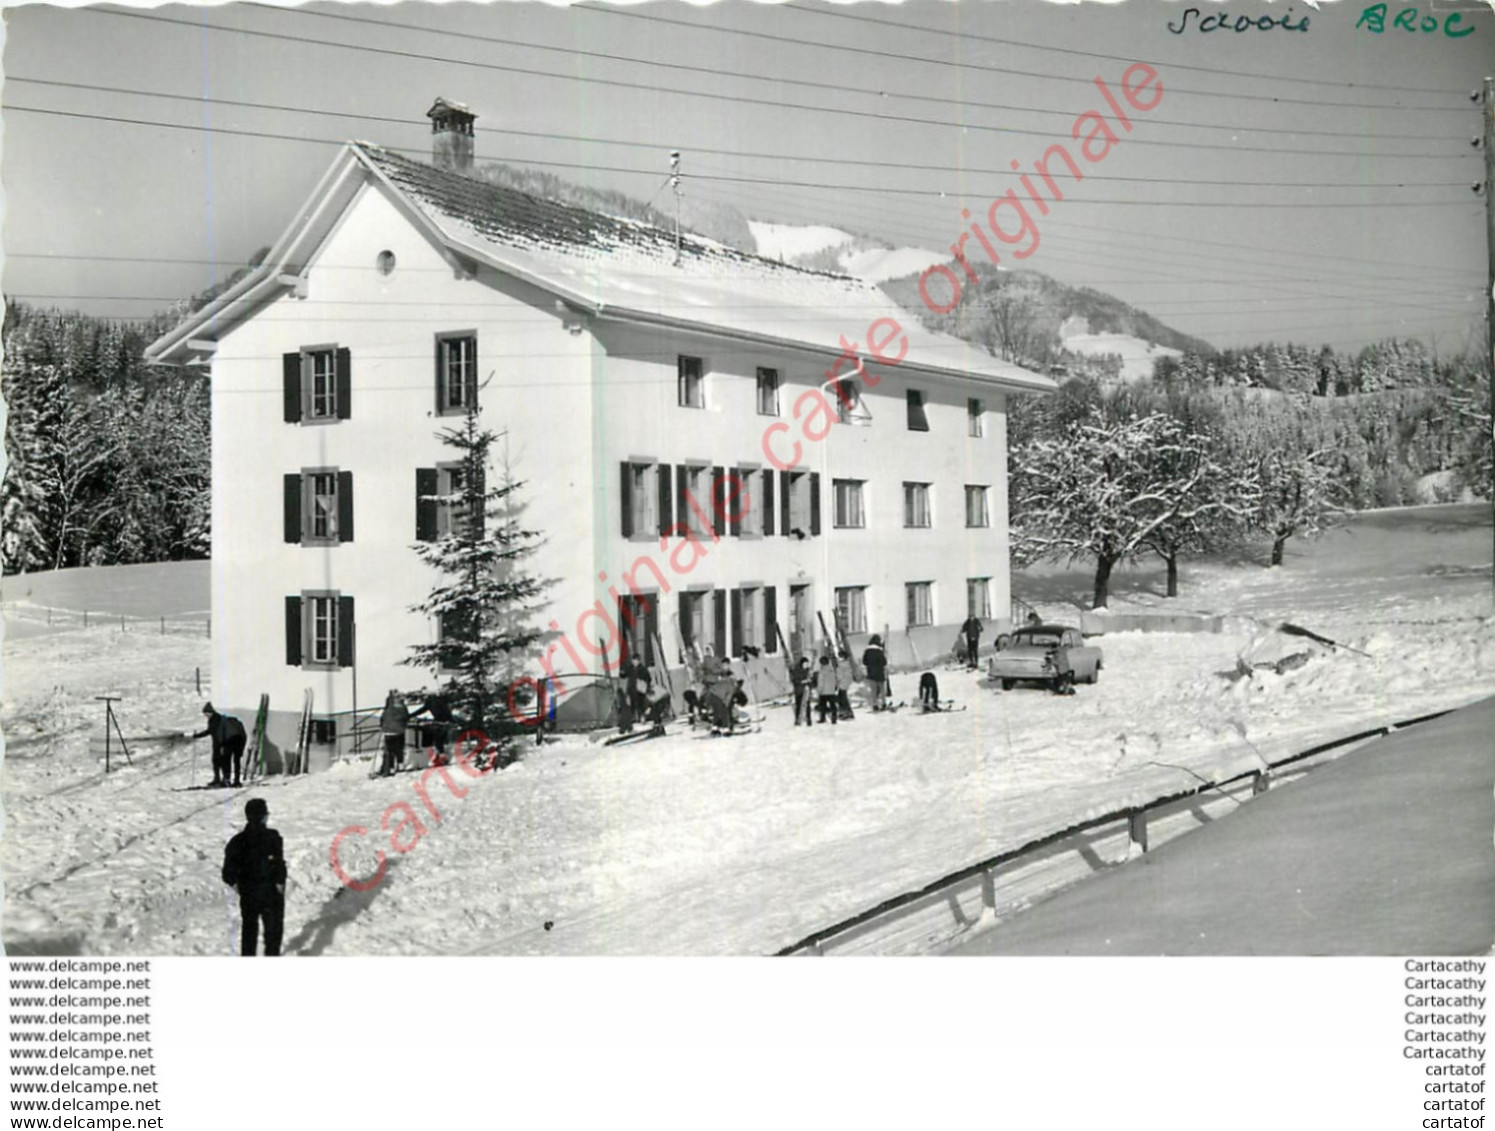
[[404, 399, 549, 764]]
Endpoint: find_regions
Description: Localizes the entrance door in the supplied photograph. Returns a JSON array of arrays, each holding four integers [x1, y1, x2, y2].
[[618, 594, 658, 665]]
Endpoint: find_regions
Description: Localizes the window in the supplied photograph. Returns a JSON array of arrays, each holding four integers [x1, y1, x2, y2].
[[282, 346, 350, 424], [968, 398, 985, 438], [905, 582, 933, 628], [286, 592, 353, 669], [780, 470, 820, 538], [903, 482, 931, 529], [830, 378, 859, 424], [731, 586, 761, 657], [285, 470, 353, 545], [436, 332, 478, 415], [621, 461, 658, 538], [309, 718, 338, 745], [907, 388, 929, 431], [734, 467, 763, 537], [438, 609, 474, 672], [678, 355, 705, 409], [967, 577, 992, 620], [833, 478, 865, 529], [756, 367, 780, 416], [677, 464, 711, 538], [965, 485, 990, 529], [679, 590, 708, 657], [835, 586, 867, 635]]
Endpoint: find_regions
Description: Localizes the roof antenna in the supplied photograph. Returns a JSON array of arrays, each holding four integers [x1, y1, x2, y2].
[[670, 150, 682, 266]]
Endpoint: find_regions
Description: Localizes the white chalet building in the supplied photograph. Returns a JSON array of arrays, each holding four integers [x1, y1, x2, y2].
[[148, 101, 1054, 768]]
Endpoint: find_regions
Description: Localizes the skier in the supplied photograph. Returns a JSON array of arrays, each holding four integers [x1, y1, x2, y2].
[[378, 690, 410, 776], [835, 649, 856, 721], [814, 655, 839, 725], [624, 653, 653, 723], [919, 671, 941, 712], [222, 798, 287, 957], [959, 614, 984, 671], [861, 635, 889, 712], [193, 702, 247, 788], [791, 656, 814, 727], [411, 692, 453, 765]]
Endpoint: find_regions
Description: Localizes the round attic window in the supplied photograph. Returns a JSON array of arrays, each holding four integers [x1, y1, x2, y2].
[[376, 250, 397, 276]]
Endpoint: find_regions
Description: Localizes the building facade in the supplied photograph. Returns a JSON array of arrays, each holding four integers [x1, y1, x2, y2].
[[148, 110, 1054, 767]]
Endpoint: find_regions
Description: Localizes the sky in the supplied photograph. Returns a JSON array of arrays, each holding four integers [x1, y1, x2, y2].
[[1, 0, 1490, 354]]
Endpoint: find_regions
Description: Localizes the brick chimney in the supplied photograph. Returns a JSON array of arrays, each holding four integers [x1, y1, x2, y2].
[[427, 97, 475, 174]]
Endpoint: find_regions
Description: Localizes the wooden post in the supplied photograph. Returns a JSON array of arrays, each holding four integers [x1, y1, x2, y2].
[[1128, 810, 1148, 854], [196, 667, 202, 695], [1253, 770, 1271, 796]]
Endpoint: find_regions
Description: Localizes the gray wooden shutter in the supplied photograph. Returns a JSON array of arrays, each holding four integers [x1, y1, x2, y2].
[[285, 596, 303, 666], [730, 589, 743, 658], [283, 353, 302, 423], [675, 465, 689, 537], [284, 474, 302, 543], [619, 462, 634, 538], [762, 469, 775, 536], [337, 596, 356, 668], [728, 472, 742, 537], [466, 337, 479, 410], [710, 466, 726, 538], [416, 469, 439, 542], [657, 463, 673, 538], [712, 589, 727, 657], [764, 586, 777, 653], [337, 471, 354, 543], [335, 348, 352, 420], [781, 473, 792, 537], [810, 472, 822, 536]]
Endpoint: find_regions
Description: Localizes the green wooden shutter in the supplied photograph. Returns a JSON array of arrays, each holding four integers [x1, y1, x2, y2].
[[730, 589, 743, 658], [781, 473, 792, 537], [285, 596, 303, 666], [619, 462, 634, 538], [712, 589, 727, 657], [763, 586, 777, 653], [810, 473, 822, 536], [337, 471, 354, 543], [284, 474, 302, 543], [762, 469, 775, 536], [283, 353, 302, 423], [710, 466, 726, 538], [657, 463, 673, 538], [337, 596, 356, 668], [415, 469, 439, 542], [335, 348, 352, 420]]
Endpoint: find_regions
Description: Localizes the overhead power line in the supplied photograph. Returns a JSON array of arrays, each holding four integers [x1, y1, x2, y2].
[[93, 9, 1471, 159], [774, 1, 1468, 97], [231, 3, 1468, 143], [9, 103, 1482, 209], [566, 2, 1467, 111]]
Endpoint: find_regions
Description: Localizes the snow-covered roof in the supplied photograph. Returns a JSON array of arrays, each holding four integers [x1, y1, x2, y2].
[[148, 142, 1056, 395]]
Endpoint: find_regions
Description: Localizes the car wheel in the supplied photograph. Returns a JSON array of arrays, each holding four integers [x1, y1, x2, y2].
[[1088, 667, 1100, 684], [1000, 678, 1014, 691]]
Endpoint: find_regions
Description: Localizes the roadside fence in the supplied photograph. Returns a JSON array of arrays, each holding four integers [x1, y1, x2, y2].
[[2, 601, 211, 637], [775, 707, 1455, 956]]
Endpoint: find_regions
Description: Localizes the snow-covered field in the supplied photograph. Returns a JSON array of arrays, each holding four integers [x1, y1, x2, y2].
[[1061, 330, 1182, 382], [3, 506, 1491, 956]]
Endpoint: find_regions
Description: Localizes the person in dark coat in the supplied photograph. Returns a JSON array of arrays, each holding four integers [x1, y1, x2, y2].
[[222, 798, 287, 957], [411, 693, 453, 761], [835, 650, 856, 721], [790, 656, 814, 727], [624, 654, 653, 722], [861, 635, 889, 711], [379, 691, 410, 776], [959, 615, 983, 670], [193, 703, 247, 788]]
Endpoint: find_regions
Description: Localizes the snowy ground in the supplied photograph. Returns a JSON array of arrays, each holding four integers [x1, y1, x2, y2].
[[1061, 331, 1182, 382], [3, 506, 1490, 956]]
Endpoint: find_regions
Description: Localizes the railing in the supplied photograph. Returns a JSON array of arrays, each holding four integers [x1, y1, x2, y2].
[[774, 707, 1454, 956]]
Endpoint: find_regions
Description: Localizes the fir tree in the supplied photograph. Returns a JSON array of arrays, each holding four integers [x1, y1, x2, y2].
[[404, 400, 549, 760]]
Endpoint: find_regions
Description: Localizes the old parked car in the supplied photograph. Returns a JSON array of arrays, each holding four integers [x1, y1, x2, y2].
[[988, 624, 1103, 692]]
